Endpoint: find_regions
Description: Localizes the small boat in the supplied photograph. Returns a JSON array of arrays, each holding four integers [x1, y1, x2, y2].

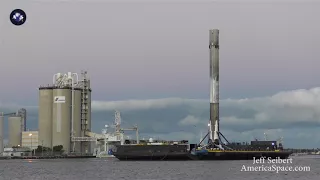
[[97, 150, 116, 158]]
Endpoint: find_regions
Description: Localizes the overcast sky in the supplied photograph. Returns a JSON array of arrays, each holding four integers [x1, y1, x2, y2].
[[0, 0, 319, 148]]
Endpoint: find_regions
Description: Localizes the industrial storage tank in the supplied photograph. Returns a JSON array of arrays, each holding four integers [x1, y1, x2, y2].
[[8, 116, 22, 147], [72, 88, 82, 152], [38, 87, 53, 148], [52, 87, 71, 152], [0, 115, 3, 154]]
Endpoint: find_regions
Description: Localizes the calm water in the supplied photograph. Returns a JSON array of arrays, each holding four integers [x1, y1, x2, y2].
[[0, 156, 319, 180]]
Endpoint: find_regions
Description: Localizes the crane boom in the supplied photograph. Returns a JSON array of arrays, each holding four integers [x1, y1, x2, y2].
[[2, 112, 17, 116], [120, 126, 139, 144]]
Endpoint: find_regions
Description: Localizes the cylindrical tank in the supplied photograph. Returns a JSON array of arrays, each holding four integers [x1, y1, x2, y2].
[[8, 116, 22, 147], [39, 87, 53, 148], [0, 115, 3, 153], [73, 88, 82, 152], [52, 87, 71, 153]]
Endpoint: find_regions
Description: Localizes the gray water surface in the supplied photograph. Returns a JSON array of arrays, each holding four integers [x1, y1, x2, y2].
[[0, 156, 319, 180]]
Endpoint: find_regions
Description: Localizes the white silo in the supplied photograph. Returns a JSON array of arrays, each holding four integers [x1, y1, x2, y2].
[[51, 72, 80, 153], [8, 116, 22, 147], [52, 87, 72, 152], [38, 87, 53, 148]]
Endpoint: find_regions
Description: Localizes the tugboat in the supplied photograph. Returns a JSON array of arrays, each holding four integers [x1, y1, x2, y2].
[[113, 29, 292, 161]]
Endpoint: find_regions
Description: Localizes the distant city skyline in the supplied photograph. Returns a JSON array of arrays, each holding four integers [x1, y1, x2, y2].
[[0, 0, 320, 148]]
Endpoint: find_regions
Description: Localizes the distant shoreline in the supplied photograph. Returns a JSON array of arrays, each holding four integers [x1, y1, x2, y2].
[[0, 155, 96, 160]]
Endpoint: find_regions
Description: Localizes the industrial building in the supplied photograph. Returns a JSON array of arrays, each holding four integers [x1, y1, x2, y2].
[[1, 70, 138, 156], [21, 131, 38, 150], [38, 71, 92, 153], [0, 71, 92, 154], [8, 116, 23, 147], [0, 109, 27, 154]]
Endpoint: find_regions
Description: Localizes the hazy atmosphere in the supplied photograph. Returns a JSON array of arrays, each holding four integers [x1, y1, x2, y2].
[[0, 0, 319, 148]]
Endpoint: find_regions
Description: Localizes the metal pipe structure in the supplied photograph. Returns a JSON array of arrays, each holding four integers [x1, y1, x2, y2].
[[0, 113, 3, 154], [53, 74, 58, 85], [136, 127, 139, 144], [209, 29, 220, 144], [70, 73, 78, 138], [70, 73, 78, 152], [53, 73, 65, 86]]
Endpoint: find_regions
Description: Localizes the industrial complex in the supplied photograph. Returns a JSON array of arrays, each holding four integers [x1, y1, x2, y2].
[[0, 71, 139, 157]]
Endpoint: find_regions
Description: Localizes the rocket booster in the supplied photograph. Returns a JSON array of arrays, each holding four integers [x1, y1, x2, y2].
[[209, 29, 219, 142]]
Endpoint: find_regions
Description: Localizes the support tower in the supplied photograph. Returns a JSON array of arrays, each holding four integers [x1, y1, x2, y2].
[[80, 71, 92, 153]]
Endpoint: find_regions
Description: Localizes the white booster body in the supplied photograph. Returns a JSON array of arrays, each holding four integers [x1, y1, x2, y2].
[[209, 29, 220, 142]]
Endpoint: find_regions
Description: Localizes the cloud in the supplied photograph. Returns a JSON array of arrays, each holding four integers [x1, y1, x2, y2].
[[179, 115, 202, 126], [92, 98, 204, 111], [139, 131, 196, 142], [89, 87, 320, 148], [220, 88, 320, 132], [2, 87, 320, 148], [91, 87, 320, 131]]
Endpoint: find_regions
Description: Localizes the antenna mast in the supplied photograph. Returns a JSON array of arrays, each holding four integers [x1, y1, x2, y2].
[[115, 110, 121, 133]]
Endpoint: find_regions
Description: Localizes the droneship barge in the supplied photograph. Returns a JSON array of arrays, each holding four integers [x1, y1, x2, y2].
[[113, 140, 291, 161], [113, 29, 292, 161]]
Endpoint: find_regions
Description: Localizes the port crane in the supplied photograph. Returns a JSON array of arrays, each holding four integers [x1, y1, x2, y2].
[[113, 110, 139, 144], [1, 108, 27, 133], [73, 110, 139, 143], [120, 126, 139, 144], [3, 112, 17, 116]]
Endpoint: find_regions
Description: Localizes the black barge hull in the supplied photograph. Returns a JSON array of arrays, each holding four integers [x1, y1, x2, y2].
[[188, 151, 292, 160], [114, 145, 190, 161], [113, 145, 292, 161], [115, 153, 190, 160]]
